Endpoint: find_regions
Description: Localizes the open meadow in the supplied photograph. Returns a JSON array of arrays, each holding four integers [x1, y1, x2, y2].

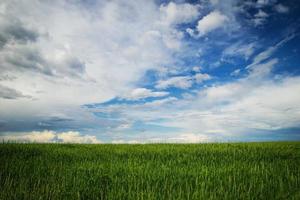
[[0, 142, 300, 199]]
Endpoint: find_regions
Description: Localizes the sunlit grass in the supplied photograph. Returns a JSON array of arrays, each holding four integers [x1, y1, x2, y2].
[[0, 142, 300, 199]]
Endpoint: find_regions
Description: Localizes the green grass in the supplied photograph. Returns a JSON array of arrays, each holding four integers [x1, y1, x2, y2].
[[0, 142, 300, 199]]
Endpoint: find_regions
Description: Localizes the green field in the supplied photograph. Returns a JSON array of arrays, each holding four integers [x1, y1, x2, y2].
[[0, 142, 300, 199]]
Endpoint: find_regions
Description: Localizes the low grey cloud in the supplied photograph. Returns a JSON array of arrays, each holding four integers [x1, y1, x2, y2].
[[0, 85, 31, 99], [0, 5, 86, 79], [0, 18, 39, 48]]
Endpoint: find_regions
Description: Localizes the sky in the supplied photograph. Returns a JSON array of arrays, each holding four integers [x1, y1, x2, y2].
[[0, 0, 300, 143]]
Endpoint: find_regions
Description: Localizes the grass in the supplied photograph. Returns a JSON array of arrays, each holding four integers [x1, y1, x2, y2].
[[0, 142, 300, 199]]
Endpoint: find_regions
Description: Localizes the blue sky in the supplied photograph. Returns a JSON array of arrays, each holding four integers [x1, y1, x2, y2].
[[0, 0, 300, 143]]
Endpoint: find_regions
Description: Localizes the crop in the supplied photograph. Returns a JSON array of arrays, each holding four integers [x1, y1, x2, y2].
[[0, 142, 300, 199]]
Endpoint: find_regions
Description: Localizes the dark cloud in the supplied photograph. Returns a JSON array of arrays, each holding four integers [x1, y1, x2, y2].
[[48, 117, 74, 122], [0, 33, 8, 48], [0, 20, 39, 48], [3, 46, 54, 75], [0, 85, 31, 99], [4, 23, 38, 43], [0, 15, 85, 78], [1, 45, 86, 78], [0, 120, 6, 128]]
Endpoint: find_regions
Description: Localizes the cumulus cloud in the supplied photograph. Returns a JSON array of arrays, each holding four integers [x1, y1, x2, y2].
[[188, 10, 229, 37], [0, 130, 101, 143], [159, 2, 200, 26]]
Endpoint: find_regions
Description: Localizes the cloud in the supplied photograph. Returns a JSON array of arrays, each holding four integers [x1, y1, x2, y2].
[[247, 34, 295, 69], [159, 2, 200, 26], [155, 76, 193, 89], [0, 0, 203, 130], [158, 75, 300, 137], [231, 69, 241, 76], [253, 10, 269, 26], [274, 4, 289, 13], [155, 73, 211, 89], [121, 88, 169, 100], [223, 42, 256, 60], [247, 58, 278, 78], [0, 130, 101, 143], [192, 66, 202, 72], [256, 0, 275, 8], [56, 131, 100, 143], [195, 73, 211, 83], [189, 10, 229, 37], [0, 18, 39, 48], [0, 85, 31, 99], [144, 97, 177, 107]]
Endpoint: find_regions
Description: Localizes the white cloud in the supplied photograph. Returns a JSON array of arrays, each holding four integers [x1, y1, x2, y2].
[[256, 0, 273, 7], [274, 4, 289, 13], [255, 10, 268, 18], [253, 10, 269, 26], [192, 66, 202, 72], [0, 130, 101, 143], [155, 76, 193, 89], [159, 2, 200, 26], [195, 73, 211, 83], [247, 58, 278, 78], [210, 0, 219, 6], [56, 131, 100, 143], [157, 76, 300, 136], [223, 42, 256, 60], [195, 10, 229, 37], [155, 73, 211, 89], [144, 97, 177, 107], [231, 69, 241, 76], [121, 88, 169, 100]]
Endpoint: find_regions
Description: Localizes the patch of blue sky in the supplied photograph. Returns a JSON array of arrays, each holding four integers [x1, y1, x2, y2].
[[271, 35, 300, 75]]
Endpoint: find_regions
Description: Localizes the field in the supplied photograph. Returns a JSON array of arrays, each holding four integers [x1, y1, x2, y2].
[[0, 142, 300, 199]]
